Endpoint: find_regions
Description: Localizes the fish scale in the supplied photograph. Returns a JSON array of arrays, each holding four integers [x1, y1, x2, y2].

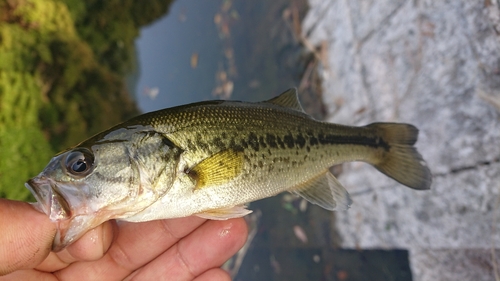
[[26, 88, 432, 251]]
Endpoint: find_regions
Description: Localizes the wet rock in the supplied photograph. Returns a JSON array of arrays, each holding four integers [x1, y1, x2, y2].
[[303, 0, 500, 280], [411, 249, 500, 281]]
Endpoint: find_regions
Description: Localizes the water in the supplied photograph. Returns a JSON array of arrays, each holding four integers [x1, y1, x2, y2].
[[134, 0, 315, 112], [134, 0, 223, 112]]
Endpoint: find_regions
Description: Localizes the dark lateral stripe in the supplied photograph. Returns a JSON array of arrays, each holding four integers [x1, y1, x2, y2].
[[283, 134, 295, 149], [266, 133, 277, 148], [314, 133, 391, 151], [295, 134, 306, 148], [239, 132, 390, 152], [247, 132, 259, 151]]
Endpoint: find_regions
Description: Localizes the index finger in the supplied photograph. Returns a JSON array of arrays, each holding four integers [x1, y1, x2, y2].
[[0, 199, 56, 275]]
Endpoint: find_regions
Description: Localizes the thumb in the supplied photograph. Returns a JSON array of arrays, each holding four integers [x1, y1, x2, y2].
[[0, 199, 56, 275]]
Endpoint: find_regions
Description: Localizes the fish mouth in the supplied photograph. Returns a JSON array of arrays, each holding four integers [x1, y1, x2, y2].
[[25, 177, 71, 222], [25, 176, 104, 251]]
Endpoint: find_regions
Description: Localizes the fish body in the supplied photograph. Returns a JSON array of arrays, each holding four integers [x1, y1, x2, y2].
[[26, 89, 431, 250]]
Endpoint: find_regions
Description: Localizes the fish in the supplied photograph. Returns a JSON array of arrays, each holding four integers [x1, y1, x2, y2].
[[25, 88, 432, 251]]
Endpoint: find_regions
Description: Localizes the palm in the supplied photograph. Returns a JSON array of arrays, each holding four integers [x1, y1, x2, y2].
[[0, 200, 247, 281]]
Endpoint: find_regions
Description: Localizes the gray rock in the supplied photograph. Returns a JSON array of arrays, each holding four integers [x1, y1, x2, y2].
[[411, 248, 500, 281], [303, 0, 500, 280]]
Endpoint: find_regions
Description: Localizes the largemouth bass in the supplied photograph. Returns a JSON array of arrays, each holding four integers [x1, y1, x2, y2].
[[26, 89, 431, 251]]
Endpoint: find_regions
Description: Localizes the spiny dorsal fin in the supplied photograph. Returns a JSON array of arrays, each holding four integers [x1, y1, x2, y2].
[[265, 88, 305, 112], [187, 149, 244, 189], [291, 170, 352, 211]]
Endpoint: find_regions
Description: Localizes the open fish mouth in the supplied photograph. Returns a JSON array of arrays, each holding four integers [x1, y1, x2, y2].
[[25, 177, 71, 222], [26, 176, 110, 251]]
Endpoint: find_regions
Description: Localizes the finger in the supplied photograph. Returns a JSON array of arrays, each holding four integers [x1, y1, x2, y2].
[[35, 220, 115, 272], [55, 216, 207, 281], [193, 268, 231, 281], [0, 199, 56, 275], [58, 220, 115, 262], [124, 218, 248, 281], [0, 269, 54, 281], [123, 268, 232, 281]]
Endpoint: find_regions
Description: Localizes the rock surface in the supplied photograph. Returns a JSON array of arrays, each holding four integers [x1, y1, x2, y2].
[[302, 0, 500, 280]]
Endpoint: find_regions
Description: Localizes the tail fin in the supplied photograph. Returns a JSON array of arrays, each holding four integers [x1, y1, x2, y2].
[[366, 123, 432, 190]]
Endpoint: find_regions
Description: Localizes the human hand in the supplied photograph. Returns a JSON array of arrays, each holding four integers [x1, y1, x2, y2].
[[0, 198, 248, 280]]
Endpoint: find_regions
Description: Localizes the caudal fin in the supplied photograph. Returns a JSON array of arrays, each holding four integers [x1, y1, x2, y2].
[[366, 123, 432, 190]]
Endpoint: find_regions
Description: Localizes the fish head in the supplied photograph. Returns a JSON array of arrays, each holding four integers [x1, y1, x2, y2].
[[25, 141, 156, 251]]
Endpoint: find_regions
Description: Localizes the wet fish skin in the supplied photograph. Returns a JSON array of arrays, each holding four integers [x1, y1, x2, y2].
[[25, 88, 431, 251]]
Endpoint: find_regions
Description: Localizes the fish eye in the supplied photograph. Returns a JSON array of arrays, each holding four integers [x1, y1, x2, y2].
[[65, 148, 94, 176]]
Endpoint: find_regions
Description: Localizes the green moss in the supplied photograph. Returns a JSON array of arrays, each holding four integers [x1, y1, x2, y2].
[[0, 0, 173, 201], [0, 70, 52, 201], [0, 127, 53, 201]]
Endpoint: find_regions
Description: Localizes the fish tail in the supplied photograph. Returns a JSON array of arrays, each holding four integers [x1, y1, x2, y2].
[[366, 123, 432, 190]]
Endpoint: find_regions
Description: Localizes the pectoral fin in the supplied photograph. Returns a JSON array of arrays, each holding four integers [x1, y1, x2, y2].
[[195, 205, 252, 220], [187, 149, 244, 189], [292, 170, 352, 211]]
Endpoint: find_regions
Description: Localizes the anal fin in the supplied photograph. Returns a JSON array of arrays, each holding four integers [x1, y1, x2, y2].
[[292, 171, 352, 211], [195, 205, 252, 220]]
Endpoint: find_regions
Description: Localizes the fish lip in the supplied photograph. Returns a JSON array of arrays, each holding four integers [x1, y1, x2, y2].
[[26, 177, 91, 251], [25, 178, 50, 215], [25, 177, 71, 221]]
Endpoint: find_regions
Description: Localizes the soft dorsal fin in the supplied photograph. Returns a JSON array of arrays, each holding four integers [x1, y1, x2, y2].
[[265, 88, 305, 112], [291, 170, 352, 211]]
